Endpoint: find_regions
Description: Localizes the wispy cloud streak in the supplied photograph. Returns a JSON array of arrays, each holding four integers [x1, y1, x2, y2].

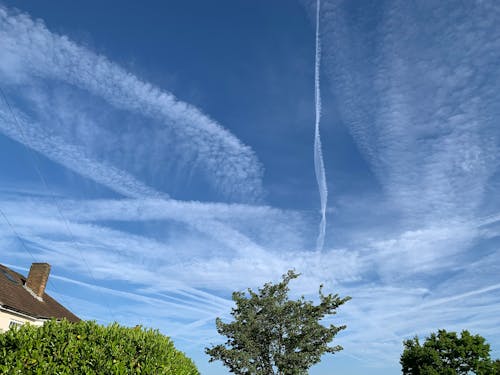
[[314, 0, 328, 251], [0, 196, 362, 291], [0, 6, 263, 201], [0, 194, 306, 253], [321, 0, 500, 223], [3, 198, 500, 363], [0, 102, 167, 199]]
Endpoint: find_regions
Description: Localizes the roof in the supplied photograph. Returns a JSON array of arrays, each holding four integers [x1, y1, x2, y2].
[[0, 264, 80, 323]]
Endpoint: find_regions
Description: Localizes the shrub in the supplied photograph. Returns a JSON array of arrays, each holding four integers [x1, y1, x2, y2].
[[0, 319, 199, 374]]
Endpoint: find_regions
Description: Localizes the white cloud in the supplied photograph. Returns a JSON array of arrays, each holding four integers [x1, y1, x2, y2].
[[368, 222, 477, 278], [4, 199, 500, 364], [0, 104, 167, 199], [0, 194, 306, 255], [0, 5, 263, 202], [319, 0, 500, 223], [0, 196, 359, 289]]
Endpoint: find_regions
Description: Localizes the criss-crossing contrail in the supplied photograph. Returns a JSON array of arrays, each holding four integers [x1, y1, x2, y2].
[[314, 0, 327, 251]]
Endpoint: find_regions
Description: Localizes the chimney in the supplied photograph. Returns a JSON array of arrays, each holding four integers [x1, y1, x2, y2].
[[26, 263, 51, 298]]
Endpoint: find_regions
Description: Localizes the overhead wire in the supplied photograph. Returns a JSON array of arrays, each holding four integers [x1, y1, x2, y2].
[[0, 206, 72, 309], [0, 85, 116, 321]]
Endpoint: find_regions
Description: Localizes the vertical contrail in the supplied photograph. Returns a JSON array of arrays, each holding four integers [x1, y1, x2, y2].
[[314, 0, 327, 251]]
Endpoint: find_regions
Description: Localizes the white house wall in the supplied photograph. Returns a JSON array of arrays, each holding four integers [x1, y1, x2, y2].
[[0, 308, 44, 333]]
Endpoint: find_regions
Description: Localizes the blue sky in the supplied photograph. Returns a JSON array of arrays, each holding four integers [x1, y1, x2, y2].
[[1, 1, 499, 374]]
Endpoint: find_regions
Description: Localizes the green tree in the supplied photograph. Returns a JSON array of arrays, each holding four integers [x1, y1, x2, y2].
[[400, 329, 497, 375], [493, 359, 500, 374], [0, 319, 199, 374], [205, 270, 351, 375]]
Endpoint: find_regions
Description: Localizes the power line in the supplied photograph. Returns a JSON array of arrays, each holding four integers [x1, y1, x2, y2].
[[0, 206, 71, 309], [0, 85, 116, 321], [0, 207, 37, 263]]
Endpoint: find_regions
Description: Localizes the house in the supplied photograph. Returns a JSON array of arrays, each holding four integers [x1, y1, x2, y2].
[[0, 262, 80, 332]]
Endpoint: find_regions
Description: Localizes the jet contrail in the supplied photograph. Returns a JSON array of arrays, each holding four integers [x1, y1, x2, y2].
[[314, 0, 327, 251]]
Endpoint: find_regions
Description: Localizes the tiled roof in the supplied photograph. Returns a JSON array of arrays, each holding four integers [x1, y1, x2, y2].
[[0, 264, 80, 323]]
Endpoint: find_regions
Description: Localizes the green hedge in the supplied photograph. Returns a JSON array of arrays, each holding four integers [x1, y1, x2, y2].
[[0, 319, 199, 375]]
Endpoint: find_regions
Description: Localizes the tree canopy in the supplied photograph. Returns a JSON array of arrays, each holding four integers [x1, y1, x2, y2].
[[400, 329, 498, 375], [494, 359, 500, 374], [0, 319, 199, 374], [205, 270, 351, 375]]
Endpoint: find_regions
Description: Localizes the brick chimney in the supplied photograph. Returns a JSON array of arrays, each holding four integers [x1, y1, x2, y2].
[[26, 263, 51, 298]]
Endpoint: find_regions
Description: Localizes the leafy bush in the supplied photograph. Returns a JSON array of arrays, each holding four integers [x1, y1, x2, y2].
[[0, 319, 199, 374]]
